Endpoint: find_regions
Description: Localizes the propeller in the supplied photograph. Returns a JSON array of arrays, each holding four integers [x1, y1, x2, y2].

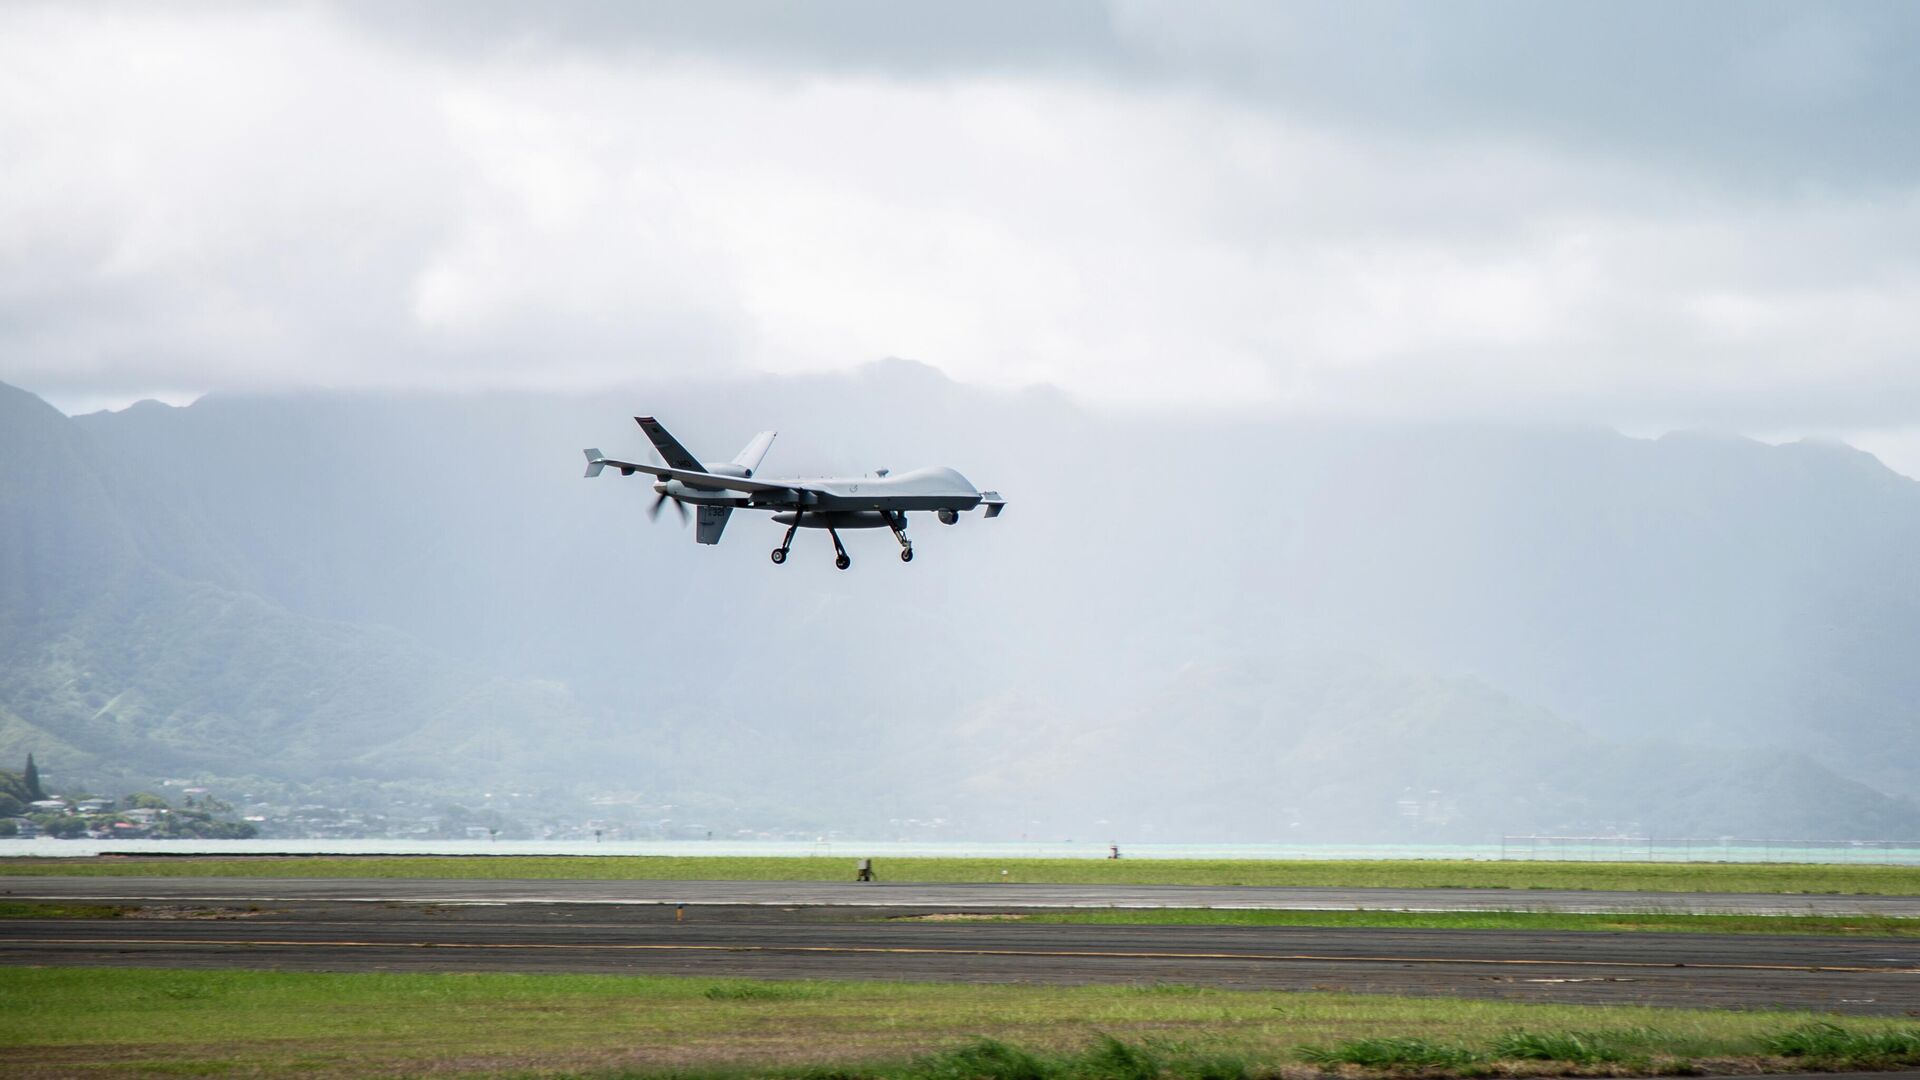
[[644, 443, 691, 525], [648, 490, 691, 525]]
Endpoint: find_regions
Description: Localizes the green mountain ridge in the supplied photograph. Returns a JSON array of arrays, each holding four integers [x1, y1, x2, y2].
[[5, 376, 1918, 840], [0, 383, 612, 794], [938, 653, 1918, 841]]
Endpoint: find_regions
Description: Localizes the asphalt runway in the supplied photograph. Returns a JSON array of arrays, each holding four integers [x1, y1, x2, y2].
[[9, 875, 1920, 915], [3, 894, 1916, 1015]]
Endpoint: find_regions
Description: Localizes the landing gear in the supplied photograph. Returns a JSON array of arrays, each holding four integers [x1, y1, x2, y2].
[[828, 527, 851, 571], [771, 522, 797, 565], [887, 512, 914, 564]]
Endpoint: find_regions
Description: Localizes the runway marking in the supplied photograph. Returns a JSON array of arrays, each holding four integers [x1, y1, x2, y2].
[[7, 937, 1917, 975]]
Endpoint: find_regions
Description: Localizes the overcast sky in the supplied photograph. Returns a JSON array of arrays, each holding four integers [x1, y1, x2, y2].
[[5, 2, 1920, 469]]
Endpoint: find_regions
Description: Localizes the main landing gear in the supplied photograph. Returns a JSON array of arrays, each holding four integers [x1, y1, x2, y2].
[[768, 515, 915, 569], [770, 523, 852, 568], [771, 522, 797, 565], [887, 512, 914, 563]]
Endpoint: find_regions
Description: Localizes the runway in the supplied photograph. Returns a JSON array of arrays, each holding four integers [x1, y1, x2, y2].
[[9, 875, 1920, 915], [3, 890, 1917, 1015]]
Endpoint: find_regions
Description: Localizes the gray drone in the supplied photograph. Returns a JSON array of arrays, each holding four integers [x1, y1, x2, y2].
[[584, 417, 1004, 569]]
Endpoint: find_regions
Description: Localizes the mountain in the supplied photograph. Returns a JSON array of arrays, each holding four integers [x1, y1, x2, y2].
[[0, 382, 612, 792], [929, 652, 1916, 842], [3, 368, 1917, 839]]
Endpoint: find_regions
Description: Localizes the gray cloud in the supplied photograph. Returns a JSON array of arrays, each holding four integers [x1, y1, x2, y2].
[[352, 1, 1920, 186], [2, 0, 1918, 470], [1120, 1, 1920, 186], [349, 0, 1123, 75]]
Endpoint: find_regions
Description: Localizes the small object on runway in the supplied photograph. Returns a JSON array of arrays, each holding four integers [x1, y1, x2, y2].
[[856, 859, 874, 883]]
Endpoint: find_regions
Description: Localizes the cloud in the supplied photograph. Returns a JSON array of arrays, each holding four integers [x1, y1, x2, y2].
[[351, 0, 1920, 187], [2, 1, 1918, 453]]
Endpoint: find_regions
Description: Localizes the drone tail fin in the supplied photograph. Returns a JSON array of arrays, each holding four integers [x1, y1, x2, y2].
[[730, 431, 777, 476], [582, 449, 606, 478], [695, 505, 733, 545]]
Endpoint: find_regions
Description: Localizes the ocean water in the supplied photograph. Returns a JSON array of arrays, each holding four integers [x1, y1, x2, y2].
[[2, 837, 1918, 864]]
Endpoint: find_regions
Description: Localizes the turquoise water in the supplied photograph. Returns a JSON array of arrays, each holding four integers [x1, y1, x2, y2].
[[3, 837, 1918, 864]]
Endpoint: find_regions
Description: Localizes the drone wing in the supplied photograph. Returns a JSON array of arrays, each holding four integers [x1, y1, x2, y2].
[[633, 416, 704, 471], [582, 451, 801, 497]]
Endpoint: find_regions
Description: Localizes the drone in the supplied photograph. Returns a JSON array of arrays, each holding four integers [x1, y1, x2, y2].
[[584, 417, 1004, 569]]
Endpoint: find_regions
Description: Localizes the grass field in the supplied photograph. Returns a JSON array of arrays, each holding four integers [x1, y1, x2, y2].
[[974, 908, 1920, 936], [4, 855, 1919, 894], [3, 967, 1917, 1078], [0, 902, 124, 920]]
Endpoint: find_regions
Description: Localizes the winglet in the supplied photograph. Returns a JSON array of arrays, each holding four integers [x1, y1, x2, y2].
[[582, 449, 606, 478], [981, 491, 1006, 518]]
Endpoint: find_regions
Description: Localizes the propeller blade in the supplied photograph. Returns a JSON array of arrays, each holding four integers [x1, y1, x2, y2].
[[674, 498, 690, 525], [648, 492, 668, 521]]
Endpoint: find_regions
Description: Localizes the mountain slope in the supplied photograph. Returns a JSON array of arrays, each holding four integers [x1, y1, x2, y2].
[[4, 371, 1917, 838], [75, 372, 1920, 793], [0, 383, 611, 789], [931, 652, 1919, 842]]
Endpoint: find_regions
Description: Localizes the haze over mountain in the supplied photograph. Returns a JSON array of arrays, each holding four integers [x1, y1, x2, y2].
[[4, 364, 1917, 841]]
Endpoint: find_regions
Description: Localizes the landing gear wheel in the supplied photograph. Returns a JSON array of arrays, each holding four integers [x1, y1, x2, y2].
[[771, 548, 787, 565], [835, 553, 851, 571], [900, 548, 914, 563]]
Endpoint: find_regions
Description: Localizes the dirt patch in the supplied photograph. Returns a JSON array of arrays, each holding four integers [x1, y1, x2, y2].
[[128, 905, 274, 920], [888, 912, 1032, 922]]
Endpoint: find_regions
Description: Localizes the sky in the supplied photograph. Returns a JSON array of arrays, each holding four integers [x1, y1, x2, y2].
[[4, 2, 1920, 471]]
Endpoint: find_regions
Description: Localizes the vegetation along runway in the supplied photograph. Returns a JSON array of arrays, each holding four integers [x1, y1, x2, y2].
[[7, 872, 1920, 914], [3, 898, 1917, 1016]]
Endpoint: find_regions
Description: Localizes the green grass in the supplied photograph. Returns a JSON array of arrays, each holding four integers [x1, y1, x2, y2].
[[1011, 907, 1920, 936], [0, 900, 128, 919], [4, 855, 1918, 894], [1763, 1022, 1920, 1066], [897, 1036, 1254, 1080], [2, 967, 1918, 1078], [1297, 1022, 1920, 1075], [1488, 1027, 1661, 1063], [1297, 1035, 1483, 1069], [701, 980, 832, 1001], [893, 1037, 1253, 1080]]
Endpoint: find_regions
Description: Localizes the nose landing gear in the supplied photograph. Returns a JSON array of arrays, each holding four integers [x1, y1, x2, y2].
[[888, 512, 914, 563]]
